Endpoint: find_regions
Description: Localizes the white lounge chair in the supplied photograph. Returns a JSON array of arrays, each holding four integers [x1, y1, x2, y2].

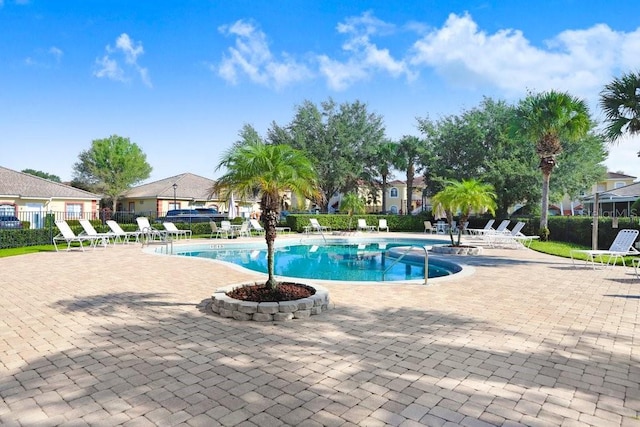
[[467, 219, 495, 236], [163, 222, 192, 240], [53, 220, 99, 251], [478, 220, 510, 242], [570, 229, 640, 268], [78, 218, 112, 247], [357, 218, 375, 232], [307, 218, 330, 234], [487, 222, 534, 248], [106, 220, 141, 244], [378, 219, 389, 232], [136, 217, 168, 242], [249, 219, 265, 235]]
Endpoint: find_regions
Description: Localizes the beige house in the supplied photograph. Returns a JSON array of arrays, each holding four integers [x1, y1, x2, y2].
[[120, 173, 222, 216], [0, 166, 101, 228], [556, 171, 637, 215]]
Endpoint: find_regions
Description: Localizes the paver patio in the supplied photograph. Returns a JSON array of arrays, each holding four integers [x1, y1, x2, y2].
[[0, 234, 639, 426]]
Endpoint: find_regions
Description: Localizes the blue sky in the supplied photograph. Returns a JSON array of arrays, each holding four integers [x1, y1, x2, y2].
[[2, 0, 640, 184]]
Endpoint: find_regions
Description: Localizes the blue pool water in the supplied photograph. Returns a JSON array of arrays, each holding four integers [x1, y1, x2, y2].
[[176, 239, 462, 282]]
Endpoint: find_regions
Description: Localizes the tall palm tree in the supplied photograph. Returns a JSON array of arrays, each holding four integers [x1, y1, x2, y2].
[[372, 140, 400, 213], [396, 135, 424, 215], [600, 71, 640, 143], [213, 140, 321, 289], [514, 91, 590, 231], [431, 179, 496, 246]]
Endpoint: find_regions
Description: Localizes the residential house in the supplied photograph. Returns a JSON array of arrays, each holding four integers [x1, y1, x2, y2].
[[120, 173, 221, 216], [564, 171, 637, 216], [580, 172, 640, 217], [0, 166, 101, 228]]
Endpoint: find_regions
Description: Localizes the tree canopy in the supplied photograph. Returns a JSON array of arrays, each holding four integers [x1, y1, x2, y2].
[[21, 169, 61, 183], [599, 70, 640, 144], [73, 135, 152, 210], [268, 98, 386, 211], [513, 91, 592, 230]]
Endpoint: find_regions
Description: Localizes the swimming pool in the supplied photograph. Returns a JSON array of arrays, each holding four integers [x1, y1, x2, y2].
[[174, 237, 463, 283]]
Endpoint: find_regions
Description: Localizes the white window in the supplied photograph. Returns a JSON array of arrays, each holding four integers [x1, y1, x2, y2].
[[614, 181, 626, 189], [0, 204, 15, 216], [390, 188, 398, 198], [66, 203, 82, 219], [389, 205, 398, 214]]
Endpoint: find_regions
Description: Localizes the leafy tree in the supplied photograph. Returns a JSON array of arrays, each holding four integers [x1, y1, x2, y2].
[[431, 179, 496, 246], [72, 135, 152, 211], [213, 138, 321, 289], [339, 192, 366, 231], [269, 98, 386, 211], [513, 91, 591, 231], [551, 133, 607, 203], [600, 71, 640, 144], [419, 98, 539, 218], [21, 169, 61, 183], [395, 135, 425, 215]]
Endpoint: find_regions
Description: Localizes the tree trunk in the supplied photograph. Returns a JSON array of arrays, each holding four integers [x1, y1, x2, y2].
[[406, 164, 414, 215], [540, 170, 551, 230], [262, 208, 279, 289], [381, 175, 388, 213]]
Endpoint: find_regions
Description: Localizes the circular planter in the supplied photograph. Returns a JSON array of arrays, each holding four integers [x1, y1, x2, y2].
[[209, 282, 330, 322], [431, 245, 483, 256]]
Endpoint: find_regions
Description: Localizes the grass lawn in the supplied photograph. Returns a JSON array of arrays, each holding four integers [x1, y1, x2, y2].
[[529, 239, 638, 266], [0, 245, 56, 258]]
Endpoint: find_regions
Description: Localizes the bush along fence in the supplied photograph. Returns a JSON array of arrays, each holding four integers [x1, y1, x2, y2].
[[1, 210, 638, 250]]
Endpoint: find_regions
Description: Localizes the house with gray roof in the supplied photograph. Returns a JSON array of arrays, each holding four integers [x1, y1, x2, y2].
[[120, 173, 223, 216], [0, 166, 101, 228]]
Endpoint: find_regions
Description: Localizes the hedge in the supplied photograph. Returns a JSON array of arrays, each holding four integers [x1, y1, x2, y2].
[[1, 214, 637, 250]]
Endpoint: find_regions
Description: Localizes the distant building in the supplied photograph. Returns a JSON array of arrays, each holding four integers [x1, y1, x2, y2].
[[580, 172, 640, 217], [0, 165, 101, 228]]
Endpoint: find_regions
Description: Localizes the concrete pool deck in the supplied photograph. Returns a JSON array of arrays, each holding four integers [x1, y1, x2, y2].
[[0, 233, 639, 426]]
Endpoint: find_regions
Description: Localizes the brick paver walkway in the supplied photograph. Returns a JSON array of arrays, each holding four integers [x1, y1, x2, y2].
[[1, 235, 639, 426]]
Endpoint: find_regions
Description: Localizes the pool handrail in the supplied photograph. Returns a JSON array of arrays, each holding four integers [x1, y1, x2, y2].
[[382, 244, 429, 285]]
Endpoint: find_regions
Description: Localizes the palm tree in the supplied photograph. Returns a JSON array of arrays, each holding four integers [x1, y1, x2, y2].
[[431, 179, 496, 246], [514, 90, 590, 232], [213, 139, 321, 289], [600, 71, 640, 143], [339, 192, 366, 231], [396, 135, 425, 215], [372, 140, 400, 213]]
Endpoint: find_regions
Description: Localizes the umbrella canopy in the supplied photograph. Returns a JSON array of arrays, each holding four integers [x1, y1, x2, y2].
[[228, 193, 237, 220], [433, 203, 447, 220]]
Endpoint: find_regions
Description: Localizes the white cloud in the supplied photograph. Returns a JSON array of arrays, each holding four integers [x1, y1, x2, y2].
[[24, 46, 63, 68], [409, 13, 640, 103], [318, 11, 415, 91], [94, 33, 152, 88], [94, 55, 125, 82], [216, 20, 311, 89]]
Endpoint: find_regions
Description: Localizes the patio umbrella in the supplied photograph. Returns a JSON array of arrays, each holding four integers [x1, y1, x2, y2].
[[433, 203, 446, 220], [228, 193, 237, 220]]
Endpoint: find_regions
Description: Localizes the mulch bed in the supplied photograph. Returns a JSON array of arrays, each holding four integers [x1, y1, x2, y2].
[[227, 282, 315, 302]]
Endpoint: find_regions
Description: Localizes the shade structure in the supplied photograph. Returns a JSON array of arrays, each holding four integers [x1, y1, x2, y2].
[[228, 193, 237, 220]]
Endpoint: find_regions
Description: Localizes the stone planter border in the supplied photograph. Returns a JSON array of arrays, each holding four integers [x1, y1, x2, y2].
[[210, 283, 330, 322], [430, 244, 483, 256]]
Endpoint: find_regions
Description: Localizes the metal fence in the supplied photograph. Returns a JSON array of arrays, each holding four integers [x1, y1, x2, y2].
[[12, 210, 162, 230]]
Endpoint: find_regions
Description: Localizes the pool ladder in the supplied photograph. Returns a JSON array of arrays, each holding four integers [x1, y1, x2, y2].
[[382, 245, 429, 285]]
